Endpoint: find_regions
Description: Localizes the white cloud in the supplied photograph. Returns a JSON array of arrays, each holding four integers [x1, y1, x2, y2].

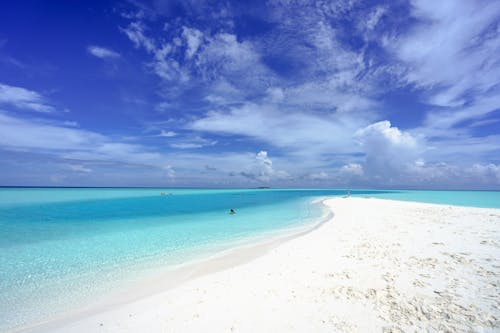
[[164, 165, 176, 180], [308, 171, 329, 180], [406, 161, 500, 188], [265, 87, 285, 103], [122, 18, 271, 93], [356, 121, 417, 147], [68, 164, 92, 173], [169, 142, 209, 149], [0, 112, 167, 168], [158, 130, 177, 137], [203, 79, 246, 106], [256, 14, 378, 113], [339, 163, 364, 176], [197, 33, 260, 77], [182, 26, 203, 59], [365, 6, 386, 31], [121, 21, 187, 82], [351, 121, 500, 187], [121, 21, 156, 53], [0, 112, 103, 150], [87, 45, 121, 59], [155, 102, 172, 112], [393, 0, 500, 111], [0, 113, 288, 185], [120, 4, 383, 130], [189, 103, 367, 156], [423, 95, 500, 130], [63, 121, 79, 127], [283, 79, 376, 113], [169, 136, 217, 149], [240, 151, 290, 182], [0, 83, 55, 112], [422, 133, 500, 166], [108, 3, 500, 188], [355, 121, 422, 183], [469, 163, 500, 184]]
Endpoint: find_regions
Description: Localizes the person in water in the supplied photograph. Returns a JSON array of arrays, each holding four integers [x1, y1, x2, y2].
[[229, 209, 236, 215]]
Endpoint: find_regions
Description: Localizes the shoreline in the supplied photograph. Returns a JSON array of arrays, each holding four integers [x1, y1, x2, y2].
[[17, 197, 500, 332], [18, 198, 333, 332]]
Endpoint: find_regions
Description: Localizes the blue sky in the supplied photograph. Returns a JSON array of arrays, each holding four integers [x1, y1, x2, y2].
[[0, 0, 499, 189]]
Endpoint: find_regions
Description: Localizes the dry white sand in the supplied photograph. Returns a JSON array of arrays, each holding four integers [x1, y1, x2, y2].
[[27, 197, 500, 333]]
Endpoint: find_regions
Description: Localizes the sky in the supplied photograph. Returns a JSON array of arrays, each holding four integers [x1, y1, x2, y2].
[[0, 0, 499, 189]]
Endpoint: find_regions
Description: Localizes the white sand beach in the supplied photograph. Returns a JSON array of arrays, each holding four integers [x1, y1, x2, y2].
[[28, 198, 500, 333]]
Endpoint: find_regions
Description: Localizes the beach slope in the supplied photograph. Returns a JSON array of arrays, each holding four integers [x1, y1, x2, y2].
[[32, 197, 499, 332]]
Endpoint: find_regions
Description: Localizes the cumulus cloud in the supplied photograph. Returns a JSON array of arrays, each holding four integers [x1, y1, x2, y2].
[[1, 112, 294, 186], [240, 151, 290, 182], [0, 112, 301, 186], [0, 83, 55, 112], [355, 120, 422, 183], [350, 120, 500, 188], [356, 121, 417, 147], [87, 45, 121, 59], [4, 2, 497, 188]]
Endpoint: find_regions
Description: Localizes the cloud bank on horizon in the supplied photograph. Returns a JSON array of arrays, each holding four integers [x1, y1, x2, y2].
[[0, 0, 499, 189]]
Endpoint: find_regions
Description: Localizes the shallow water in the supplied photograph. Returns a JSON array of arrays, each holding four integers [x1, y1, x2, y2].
[[0, 188, 499, 330]]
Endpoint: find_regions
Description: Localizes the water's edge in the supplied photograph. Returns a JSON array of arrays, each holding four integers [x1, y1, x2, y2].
[[8, 190, 500, 333], [18, 198, 334, 333]]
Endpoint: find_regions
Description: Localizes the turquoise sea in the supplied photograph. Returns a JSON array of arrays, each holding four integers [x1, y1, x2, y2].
[[1, 188, 499, 330]]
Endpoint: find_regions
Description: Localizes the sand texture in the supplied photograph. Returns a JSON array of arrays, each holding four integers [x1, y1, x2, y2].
[[27, 197, 500, 333]]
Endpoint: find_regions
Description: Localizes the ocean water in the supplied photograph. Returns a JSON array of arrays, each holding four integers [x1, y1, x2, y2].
[[0, 188, 499, 330]]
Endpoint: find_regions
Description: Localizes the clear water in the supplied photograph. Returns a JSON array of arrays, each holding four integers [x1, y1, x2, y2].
[[353, 189, 500, 209], [0, 188, 499, 330]]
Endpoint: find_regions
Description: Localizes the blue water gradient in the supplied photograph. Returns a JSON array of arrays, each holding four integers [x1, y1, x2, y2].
[[0, 188, 499, 330]]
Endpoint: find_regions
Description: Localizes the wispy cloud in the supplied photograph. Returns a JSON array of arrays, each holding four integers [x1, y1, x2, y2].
[[68, 164, 92, 173], [169, 135, 217, 149], [0, 83, 55, 112], [87, 45, 121, 59], [158, 130, 177, 137], [2, 1, 499, 188], [188, 102, 367, 155], [0, 112, 288, 185], [391, 0, 500, 121]]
